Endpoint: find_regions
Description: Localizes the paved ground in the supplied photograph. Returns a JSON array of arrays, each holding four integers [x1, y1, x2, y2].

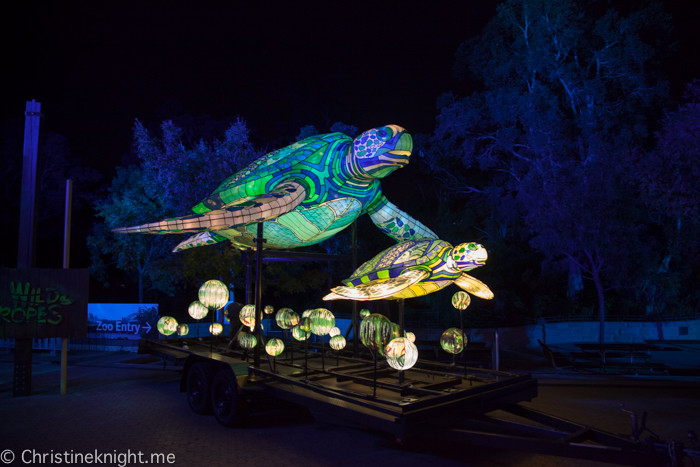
[[1, 350, 698, 467]]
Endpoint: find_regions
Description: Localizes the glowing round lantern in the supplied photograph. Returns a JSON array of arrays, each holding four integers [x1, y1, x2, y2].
[[360, 308, 370, 319], [309, 308, 335, 336], [239, 304, 256, 330], [188, 301, 208, 320], [157, 316, 178, 336], [265, 338, 285, 356], [329, 335, 346, 350], [209, 323, 223, 335], [275, 308, 299, 330], [405, 331, 416, 343], [329, 327, 341, 337], [198, 280, 228, 310], [360, 314, 393, 355], [240, 333, 257, 349], [292, 326, 309, 341], [176, 323, 189, 336], [302, 309, 313, 318], [440, 327, 466, 354], [451, 291, 471, 310], [264, 305, 275, 315], [385, 337, 418, 370], [298, 316, 311, 332]]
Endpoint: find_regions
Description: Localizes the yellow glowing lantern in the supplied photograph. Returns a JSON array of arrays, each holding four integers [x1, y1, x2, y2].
[[385, 337, 418, 370], [329, 327, 341, 337], [329, 335, 346, 350], [240, 333, 257, 349], [275, 308, 299, 330], [157, 316, 178, 336], [292, 326, 309, 341], [239, 304, 256, 330], [209, 322, 223, 336], [451, 291, 471, 310], [188, 301, 209, 320], [176, 323, 189, 336], [405, 331, 416, 343], [440, 327, 466, 354], [309, 308, 335, 336], [265, 338, 285, 356], [264, 305, 274, 315], [198, 280, 229, 310]]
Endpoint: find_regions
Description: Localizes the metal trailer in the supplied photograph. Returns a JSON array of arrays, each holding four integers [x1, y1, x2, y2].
[[140, 335, 698, 467]]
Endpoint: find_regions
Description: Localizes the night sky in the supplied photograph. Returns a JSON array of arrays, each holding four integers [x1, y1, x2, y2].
[[4, 1, 699, 176]]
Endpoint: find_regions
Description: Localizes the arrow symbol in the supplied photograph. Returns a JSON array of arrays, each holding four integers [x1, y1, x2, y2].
[[144, 322, 152, 334]]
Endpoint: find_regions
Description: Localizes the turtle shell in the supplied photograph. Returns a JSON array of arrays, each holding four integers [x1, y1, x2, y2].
[[192, 132, 352, 214], [344, 239, 451, 287]]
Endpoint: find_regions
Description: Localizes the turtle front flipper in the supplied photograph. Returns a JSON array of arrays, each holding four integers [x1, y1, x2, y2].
[[324, 269, 429, 301], [367, 195, 438, 242], [113, 182, 306, 236], [455, 273, 494, 299]]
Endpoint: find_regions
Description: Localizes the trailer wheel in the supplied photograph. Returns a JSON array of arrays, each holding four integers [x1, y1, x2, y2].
[[211, 370, 239, 427], [186, 362, 214, 415]]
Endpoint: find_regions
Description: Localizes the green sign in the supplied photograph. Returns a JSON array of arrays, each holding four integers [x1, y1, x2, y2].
[[0, 268, 89, 339]]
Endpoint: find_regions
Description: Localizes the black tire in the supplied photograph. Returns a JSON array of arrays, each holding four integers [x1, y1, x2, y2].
[[211, 370, 239, 427], [186, 362, 214, 415]]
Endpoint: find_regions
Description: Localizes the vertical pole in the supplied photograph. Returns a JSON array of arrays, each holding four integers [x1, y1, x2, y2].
[[15, 100, 41, 397], [492, 328, 500, 371], [253, 223, 264, 368], [351, 222, 359, 357], [61, 180, 72, 396], [245, 249, 253, 306], [398, 298, 405, 384]]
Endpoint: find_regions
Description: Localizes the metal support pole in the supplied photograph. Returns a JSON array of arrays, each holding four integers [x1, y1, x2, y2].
[[61, 179, 72, 396], [398, 298, 405, 384], [351, 222, 359, 357], [253, 223, 264, 368], [492, 328, 500, 371], [246, 249, 253, 306]]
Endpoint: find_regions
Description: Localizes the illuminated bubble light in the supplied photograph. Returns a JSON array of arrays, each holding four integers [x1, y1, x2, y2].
[[405, 331, 416, 343], [209, 323, 223, 336], [266, 338, 285, 356], [239, 304, 256, 330], [360, 313, 393, 355], [275, 308, 299, 330], [298, 316, 312, 332], [451, 291, 471, 310], [198, 280, 229, 310], [309, 308, 335, 336], [157, 316, 178, 336], [292, 326, 310, 341], [264, 305, 275, 315], [385, 337, 418, 370], [329, 327, 341, 337], [188, 301, 209, 320], [176, 323, 189, 336], [360, 309, 371, 319], [440, 327, 466, 354], [329, 335, 346, 350], [240, 333, 257, 349]]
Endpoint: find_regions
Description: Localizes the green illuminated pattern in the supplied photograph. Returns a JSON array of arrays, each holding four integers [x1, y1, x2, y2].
[[176, 323, 189, 336], [240, 333, 257, 349], [329, 327, 341, 337], [275, 308, 299, 329], [298, 316, 312, 332], [440, 328, 466, 354], [309, 308, 335, 336], [360, 309, 370, 319], [385, 337, 418, 370], [359, 313, 393, 356], [329, 335, 346, 350], [188, 301, 208, 320], [198, 280, 228, 309], [157, 316, 178, 336], [265, 338, 285, 356], [209, 323, 223, 336], [264, 305, 274, 315], [292, 326, 309, 341], [239, 304, 256, 330], [451, 291, 471, 310], [325, 240, 494, 301], [114, 126, 438, 251]]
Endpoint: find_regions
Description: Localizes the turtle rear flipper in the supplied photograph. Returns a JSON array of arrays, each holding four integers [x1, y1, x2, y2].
[[455, 273, 494, 299], [112, 182, 306, 236], [324, 269, 428, 301]]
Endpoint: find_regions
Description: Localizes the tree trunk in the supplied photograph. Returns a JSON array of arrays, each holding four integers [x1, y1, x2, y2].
[[138, 270, 143, 304]]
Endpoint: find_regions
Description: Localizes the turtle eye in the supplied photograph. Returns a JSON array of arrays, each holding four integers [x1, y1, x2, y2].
[[467, 243, 478, 251], [377, 128, 391, 142]]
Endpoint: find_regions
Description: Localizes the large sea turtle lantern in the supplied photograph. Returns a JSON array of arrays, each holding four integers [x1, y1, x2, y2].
[[113, 126, 437, 250], [324, 240, 494, 301]]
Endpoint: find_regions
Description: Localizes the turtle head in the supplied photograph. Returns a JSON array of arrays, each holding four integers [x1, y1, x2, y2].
[[449, 242, 488, 272], [351, 125, 412, 179]]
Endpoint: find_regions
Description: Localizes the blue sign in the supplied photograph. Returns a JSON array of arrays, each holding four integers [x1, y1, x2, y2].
[[88, 303, 158, 339]]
